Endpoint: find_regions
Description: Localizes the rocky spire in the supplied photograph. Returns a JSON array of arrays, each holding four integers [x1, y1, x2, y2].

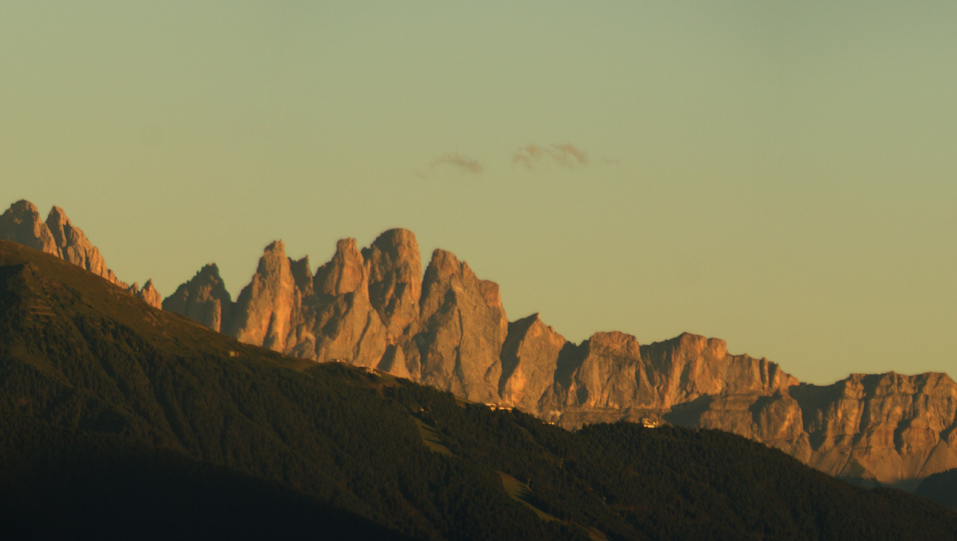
[[307, 239, 387, 368], [163, 264, 233, 331], [362, 228, 422, 340], [0, 200, 59, 255], [45, 206, 119, 284], [0, 200, 132, 288], [128, 279, 162, 309], [416, 249, 508, 403], [314, 238, 365, 297], [228, 240, 299, 352], [499, 313, 567, 414]]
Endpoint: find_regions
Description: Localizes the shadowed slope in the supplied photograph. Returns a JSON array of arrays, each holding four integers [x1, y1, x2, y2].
[[3, 239, 957, 540]]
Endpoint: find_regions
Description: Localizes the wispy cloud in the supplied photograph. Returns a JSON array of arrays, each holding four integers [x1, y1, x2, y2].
[[512, 144, 547, 169], [432, 153, 483, 174], [416, 144, 612, 180], [551, 144, 588, 166], [512, 144, 589, 170]]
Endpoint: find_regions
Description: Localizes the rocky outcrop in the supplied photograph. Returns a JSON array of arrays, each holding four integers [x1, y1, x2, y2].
[[541, 332, 796, 420], [11, 199, 954, 484], [129, 280, 162, 309], [162, 264, 233, 332], [533, 331, 957, 483], [363, 229, 422, 340], [199, 238, 390, 370], [45, 206, 121, 285], [642, 333, 798, 403], [0, 200, 159, 295], [362, 229, 423, 379], [794, 372, 957, 485], [415, 249, 509, 403], [499, 313, 567, 414], [0, 200, 58, 254], [139, 216, 957, 483], [609, 369, 957, 485], [306, 239, 387, 368], [228, 241, 300, 352]]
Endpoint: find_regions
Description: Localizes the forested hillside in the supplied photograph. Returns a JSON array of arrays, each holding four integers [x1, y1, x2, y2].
[[2, 240, 955, 540]]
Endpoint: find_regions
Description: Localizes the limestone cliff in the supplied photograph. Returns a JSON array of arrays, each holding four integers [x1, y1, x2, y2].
[[654, 372, 957, 486], [361, 229, 422, 379], [524, 329, 957, 484], [227, 241, 300, 352], [129, 279, 163, 309], [415, 249, 509, 403], [0, 200, 158, 296], [162, 264, 233, 332], [499, 313, 567, 414], [45, 206, 121, 285], [794, 372, 957, 485], [0, 200, 59, 255], [67, 207, 951, 484], [306, 238, 387, 368], [540, 332, 796, 422], [362, 229, 422, 340]]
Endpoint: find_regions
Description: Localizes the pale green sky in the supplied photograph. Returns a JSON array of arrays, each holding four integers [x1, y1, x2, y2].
[[2, 2, 955, 384]]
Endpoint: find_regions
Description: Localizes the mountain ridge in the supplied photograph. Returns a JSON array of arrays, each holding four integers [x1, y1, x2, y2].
[[3, 199, 954, 485], [3, 237, 957, 538]]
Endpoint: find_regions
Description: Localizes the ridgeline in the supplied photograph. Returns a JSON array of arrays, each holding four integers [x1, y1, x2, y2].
[[1, 239, 956, 540]]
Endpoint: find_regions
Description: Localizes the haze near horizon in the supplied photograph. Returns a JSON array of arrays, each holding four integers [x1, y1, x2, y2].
[[1, 2, 954, 385]]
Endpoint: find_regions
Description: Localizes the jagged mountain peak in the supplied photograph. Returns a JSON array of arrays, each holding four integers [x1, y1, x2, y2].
[[128, 279, 162, 309], [8, 199, 957, 485], [0, 199, 58, 254], [162, 262, 233, 332], [0, 199, 149, 293], [314, 238, 366, 297]]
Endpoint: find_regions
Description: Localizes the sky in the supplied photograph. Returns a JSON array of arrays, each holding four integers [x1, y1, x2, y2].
[[2, 2, 955, 385]]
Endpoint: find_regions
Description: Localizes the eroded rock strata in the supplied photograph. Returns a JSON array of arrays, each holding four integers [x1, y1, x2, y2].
[[1, 200, 158, 299], [161, 264, 233, 331], [129, 279, 162, 309], [4, 200, 954, 485], [157, 229, 957, 485]]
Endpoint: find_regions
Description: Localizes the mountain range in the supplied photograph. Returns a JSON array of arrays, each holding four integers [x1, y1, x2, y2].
[[3, 199, 956, 487], [2, 234, 957, 539]]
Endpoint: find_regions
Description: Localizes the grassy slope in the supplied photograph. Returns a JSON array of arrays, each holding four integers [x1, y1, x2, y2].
[[2, 240, 956, 540]]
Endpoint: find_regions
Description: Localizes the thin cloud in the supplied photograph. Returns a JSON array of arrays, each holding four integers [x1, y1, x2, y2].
[[432, 153, 483, 174], [551, 144, 588, 166], [512, 144, 589, 170], [512, 143, 547, 169]]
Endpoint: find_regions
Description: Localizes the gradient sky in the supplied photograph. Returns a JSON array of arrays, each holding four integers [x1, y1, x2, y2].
[[2, 2, 955, 384]]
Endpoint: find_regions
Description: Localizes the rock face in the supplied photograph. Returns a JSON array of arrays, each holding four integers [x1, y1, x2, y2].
[[0, 200, 158, 298], [361, 229, 423, 379], [795, 372, 957, 485], [0, 200, 59, 254], [415, 249, 509, 403], [499, 313, 567, 414], [45, 206, 121, 285], [362, 229, 422, 341], [19, 199, 955, 485], [170, 235, 402, 372], [307, 238, 387, 368], [228, 241, 300, 352], [106, 214, 957, 485], [540, 332, 796, 423], [129, 280, 163, 309], [162, 264, 233, 331]]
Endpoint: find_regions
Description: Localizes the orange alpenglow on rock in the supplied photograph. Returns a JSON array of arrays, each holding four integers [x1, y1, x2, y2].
[[156, 224, 957, 486], [0, 200, 160, 303], [4, 199, 957, 486]]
